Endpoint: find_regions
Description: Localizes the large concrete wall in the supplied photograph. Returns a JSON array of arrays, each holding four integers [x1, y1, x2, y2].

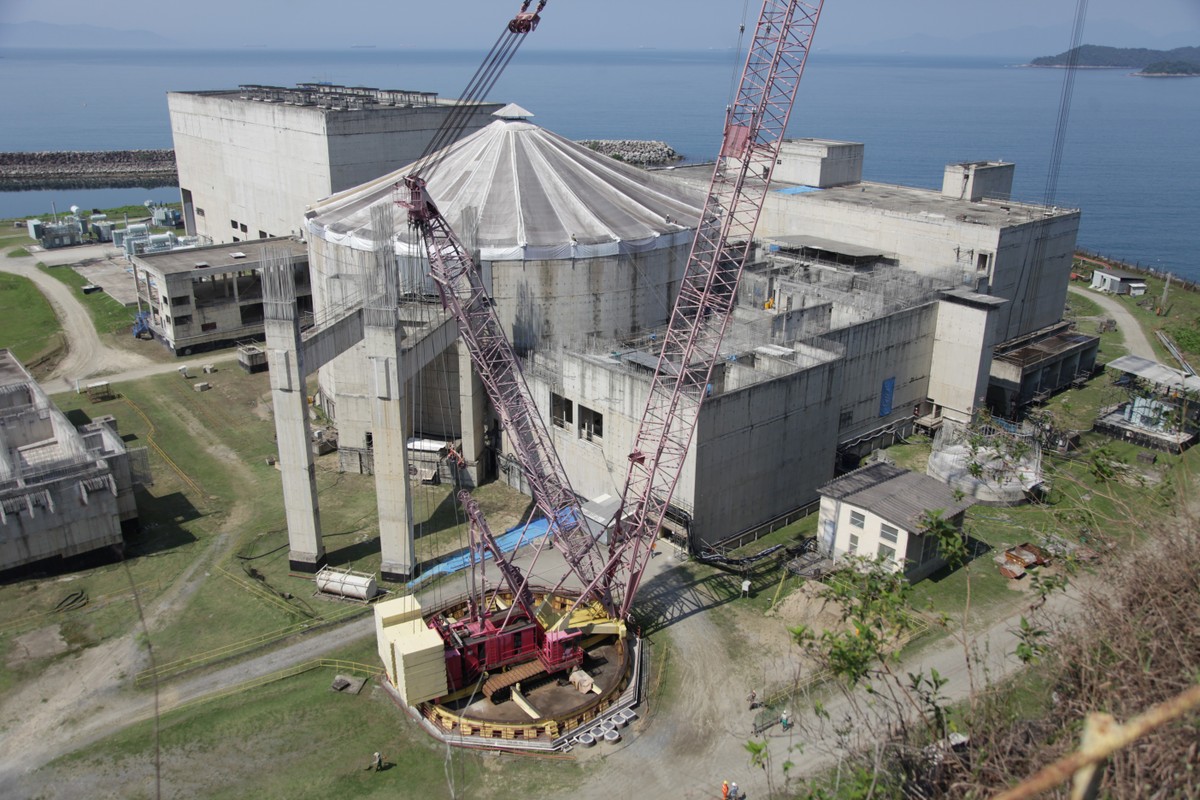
[[818, 303, 940, 444], [169, 92, 499, 245], [527, 348, 842, 549], [929, 295, 1002, 423], [757, 189, 1080, 342], [309, 236, 693, 463], [990, 212, 1080, 342], [692, 357, 840, 548]]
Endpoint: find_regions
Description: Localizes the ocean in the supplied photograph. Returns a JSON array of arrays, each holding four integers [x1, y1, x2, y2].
[[1, 47, 1196, 279]]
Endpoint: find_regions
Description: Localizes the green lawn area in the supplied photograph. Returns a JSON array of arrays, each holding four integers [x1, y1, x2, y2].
[[0, 271, 63, 365], [3, 366, 533, 674], [45, 639, 580, 800], [1073, 260, 1200, 366], [39, 263, 136, 335]]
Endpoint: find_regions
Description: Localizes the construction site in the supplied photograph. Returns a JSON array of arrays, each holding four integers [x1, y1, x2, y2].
[[4, 1, 1198, 797], [225, 0, 1088, 750]]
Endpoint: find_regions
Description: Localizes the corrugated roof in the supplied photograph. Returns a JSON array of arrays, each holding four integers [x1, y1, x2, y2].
[[306, 117, 704, 262], [1107, 354, 1200, 394], [819, 462, 974, 531]]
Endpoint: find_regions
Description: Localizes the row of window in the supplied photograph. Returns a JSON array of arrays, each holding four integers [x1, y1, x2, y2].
[[848, 532, 897, 564], [229, 218, 270, 239], [550, 392, 604, 442], [848, 510, 898, 543]]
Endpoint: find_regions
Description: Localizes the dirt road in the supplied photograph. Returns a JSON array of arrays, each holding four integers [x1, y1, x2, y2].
[[1069, 284, 1157, 360], [0, 246, 241, 393]]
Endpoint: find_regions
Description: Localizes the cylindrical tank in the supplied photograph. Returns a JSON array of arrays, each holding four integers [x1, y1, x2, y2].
[[316, 568, 378, 601], [304, 113, 704, 459]]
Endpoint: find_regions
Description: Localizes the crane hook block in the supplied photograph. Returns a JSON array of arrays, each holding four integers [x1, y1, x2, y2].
[[508, 0, 545, 33]]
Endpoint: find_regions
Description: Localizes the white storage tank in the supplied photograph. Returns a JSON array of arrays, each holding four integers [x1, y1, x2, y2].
[[304, 104, 705, 458], [315, 566, 378, 601]]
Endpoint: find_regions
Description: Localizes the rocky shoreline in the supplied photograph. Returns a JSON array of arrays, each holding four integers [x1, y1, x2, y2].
[[578, 140, 682, 166], [0, 150, 178, 191], [1, 140, 681, 191]]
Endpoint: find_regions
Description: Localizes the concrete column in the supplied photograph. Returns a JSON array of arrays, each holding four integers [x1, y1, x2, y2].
[[365, 313, 415, 582], [263, 262, 325, 572], [456, 339, 486, 487]]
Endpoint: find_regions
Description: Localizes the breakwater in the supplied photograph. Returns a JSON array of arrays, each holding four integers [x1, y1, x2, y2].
[[578, 140, 682, 166], [0, 150, 178, 191]]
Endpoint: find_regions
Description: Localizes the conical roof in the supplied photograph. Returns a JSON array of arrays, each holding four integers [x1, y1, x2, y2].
[[306, 117, 703, 261]]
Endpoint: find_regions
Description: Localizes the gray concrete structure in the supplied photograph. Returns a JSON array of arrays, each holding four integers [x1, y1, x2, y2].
[[262, 238, 458, 578], [305, 111, 705, 480], [168, 84, 502, 244], [523, 262, 1002, 549], [988, 322, 1100, 415], [132, 238, 309, 355], [0, 351, 141, 572]]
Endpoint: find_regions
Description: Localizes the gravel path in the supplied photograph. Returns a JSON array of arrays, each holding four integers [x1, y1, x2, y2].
[[1069, 284, 1157, 361]]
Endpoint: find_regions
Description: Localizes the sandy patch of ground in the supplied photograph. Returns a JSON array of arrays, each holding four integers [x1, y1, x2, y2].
[[6, 625, 70, 668]]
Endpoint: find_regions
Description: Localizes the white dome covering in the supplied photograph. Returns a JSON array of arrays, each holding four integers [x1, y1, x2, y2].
[[305, 116, 703, 262]]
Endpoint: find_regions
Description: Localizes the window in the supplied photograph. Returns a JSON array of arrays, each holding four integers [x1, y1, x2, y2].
[[196, 207, 205, 217], [578, 404, 603, 442], [878, 544, 896, 564], [231, 219, 238, 230], [551, 392, 573, 429], [240, 223, 248, 233], [848, 533, 859, 553], [258, 230, 268, 239], [201, 322, 217, 332], [849, 510, 865, 528], [174, 315, 192, 326], [880, 524, 899, 544], [171, 295, 190, 307], [839, 410, 854, 428], [365, 432, 374, 450]]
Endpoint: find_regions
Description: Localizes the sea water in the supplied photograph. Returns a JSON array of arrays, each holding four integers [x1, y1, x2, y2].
[[0, 48, 1196, 279]]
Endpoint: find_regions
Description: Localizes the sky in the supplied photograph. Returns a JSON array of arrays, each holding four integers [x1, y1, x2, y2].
[[1, 0, 1198, 54]]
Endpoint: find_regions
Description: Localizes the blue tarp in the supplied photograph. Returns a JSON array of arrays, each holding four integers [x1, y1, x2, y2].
[[775, 185, 822, 195], [406, 517, 552, 588]]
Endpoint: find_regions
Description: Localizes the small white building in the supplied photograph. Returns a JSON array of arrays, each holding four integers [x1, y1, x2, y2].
[[1089, 267, 1147, 296], [817, 462, 974, 582]]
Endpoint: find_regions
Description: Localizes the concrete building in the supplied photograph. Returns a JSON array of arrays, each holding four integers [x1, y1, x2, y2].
[[817, 461, 974, 583], [1089, 266, 1147, 296], [168, 83, 503, 244], [987, 322, 1099, 415], [131, 238, 310, 356], [665, 141, 1081, 345], [304, 107, 705, 480], [261, 121, 1085, 566], [0, 351, 142, 573]]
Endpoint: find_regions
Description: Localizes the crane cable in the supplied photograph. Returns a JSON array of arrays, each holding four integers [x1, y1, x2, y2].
[[1016, 0, 1089, 335], [411, 3, 547, 182]]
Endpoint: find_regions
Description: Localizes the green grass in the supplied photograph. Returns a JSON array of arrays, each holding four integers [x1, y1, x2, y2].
[[38, 263, 136, 335], [0, 271, 64, 365], [47, 639, 581, 800], [7, 246, 31, 258]]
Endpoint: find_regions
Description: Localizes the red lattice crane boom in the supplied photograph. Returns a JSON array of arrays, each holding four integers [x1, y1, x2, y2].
[[596, 0, 826, 619]]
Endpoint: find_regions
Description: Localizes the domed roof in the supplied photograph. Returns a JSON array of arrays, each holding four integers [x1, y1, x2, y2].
[[306, 116, 704, 261]]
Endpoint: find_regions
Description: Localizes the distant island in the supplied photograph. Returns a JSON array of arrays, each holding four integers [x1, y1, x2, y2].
[[1031, 44, 1200, 76]]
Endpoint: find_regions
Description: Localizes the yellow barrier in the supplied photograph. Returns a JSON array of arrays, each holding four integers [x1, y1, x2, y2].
[[135, 605, 365, 686], [120, 395, 207, 500]]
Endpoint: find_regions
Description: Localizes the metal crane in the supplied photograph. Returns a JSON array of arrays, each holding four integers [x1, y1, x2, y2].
[[400, 0, 608, 696], [573, 0, 825, 620], [401, 0, 824, 698]]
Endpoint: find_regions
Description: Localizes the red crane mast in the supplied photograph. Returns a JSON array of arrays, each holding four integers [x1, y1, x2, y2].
[[600, 0, 826, 619]]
